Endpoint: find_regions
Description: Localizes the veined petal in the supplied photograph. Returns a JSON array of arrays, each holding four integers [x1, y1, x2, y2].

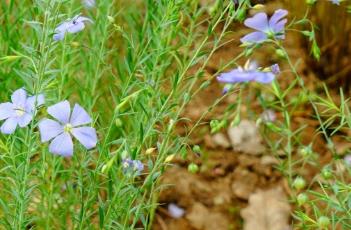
[[38, 119, 64, 142], [70, 104, 92, 127], [240, 31, 267, 44], [254, 72, 275, 84], [67, 22, 85, 34], [272, 19, 287, 34], [17, 113, 33, 127], [217, 69, 256, 83], [26, 94, 45, 112], [269, 9, 288, 28], [1, 117, 18, 134], [0, 102, 14, 120], [244, 12, 269, 32], [49, 133, 73, 157], [48, 100, 71, 124], [11, 88, 27, 108], [71, 127, 97, 149]]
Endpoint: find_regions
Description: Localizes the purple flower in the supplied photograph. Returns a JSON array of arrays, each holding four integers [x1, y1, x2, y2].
[[271, 63, 280, 75], [83, 0, 96, 8], [217, 61, 278, 84], [38, 100, 97, 157], [0, 88, 44, 134], [240, 9, 288, 44], [122, 158, 144, 175], [53, 15, 93, 41], [168, 203, 185, 219]]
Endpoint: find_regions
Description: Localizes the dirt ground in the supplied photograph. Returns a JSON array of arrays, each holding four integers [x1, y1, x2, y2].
[[152, 2, 336, 230]]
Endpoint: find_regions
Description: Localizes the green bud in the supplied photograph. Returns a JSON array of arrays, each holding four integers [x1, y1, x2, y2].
[[321, 167, 333, 180], [275, 49, 286, 59], [299, 146, 312, 157], [293, 177, 306, 190], [192, 145, 201, 154], [317, 216, 330, 229], [306, 0, 317, 5], [297, 193, 308, 206], [188, 163, 199, 174], [115, 118, 123, 127]]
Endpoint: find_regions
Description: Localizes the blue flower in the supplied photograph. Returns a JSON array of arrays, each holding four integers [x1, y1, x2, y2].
[[241, 9, 288, 44], [122, 158, 144, 175], [53, 15, 93, 41], [83, 0, 96, 9], [217, 61, 279, 84], [38, 100, 97, 157], [329, 0, 341, 5], [0, 88, 44, 134]]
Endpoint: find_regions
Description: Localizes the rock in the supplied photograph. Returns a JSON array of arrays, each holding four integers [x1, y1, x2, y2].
[[212, 133, 231, 149], [232, 168, 258, 200], [227, 120, 265, 155], [261, 155, 279, 165], [186, 202, 230, 230], [241, 187, 291, 230]]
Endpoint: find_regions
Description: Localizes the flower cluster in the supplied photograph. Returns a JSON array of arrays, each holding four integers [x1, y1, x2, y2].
[[0, 88, 97, 157], [122, 158, 144, 175]]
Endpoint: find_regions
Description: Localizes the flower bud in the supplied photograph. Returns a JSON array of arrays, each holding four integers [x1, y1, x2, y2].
[[321, 167, 333, 180], [317, 216, 330, 229], [115, 118, 123, 127], [252, 4, 265, 10], [165, 154, 175, 163], [145, 147, 156, 155], [293, 177, 306, 190], [192, 145, 201, 154], [297, 193, 308, 206], [188, 163, 199, 174]]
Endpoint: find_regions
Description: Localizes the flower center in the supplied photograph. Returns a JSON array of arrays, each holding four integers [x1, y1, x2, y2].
[[64, 123, 73, 133], [15, 107, 25, 117]]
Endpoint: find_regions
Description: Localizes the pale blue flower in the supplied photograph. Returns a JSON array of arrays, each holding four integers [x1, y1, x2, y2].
[[83, 0, 96, 8], [53, 15, 93, 41], [122, 158, 144, 175], [0, 88, 44, 134], [241, 9, 288, 44], [38, 100, 97, 157], [217, 61, 279, 84], [329, 0, 340, 5]]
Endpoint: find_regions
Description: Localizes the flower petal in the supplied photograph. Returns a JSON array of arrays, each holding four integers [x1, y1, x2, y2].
[[244, 12, 269, 32], [240, 31, 267, 44], [26, 94, 45, 112], [48, 100, 71, 124], [217, 69, 256, 83], [70, 104, 92, 127], [269, 9, 288, 29], [17, 113, 33, 127], [0, 102, 14, 120], [49, 133, 73, 157], [11, 88, 27, 108], [67, 22, 85, 34], [71, 127, 97, 149], [1, 117, 18, 134], [254, 72, 275, 84], [76, 16, 93, 24], [38, 119, 64, 142], [53, 32, 65, 41]]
